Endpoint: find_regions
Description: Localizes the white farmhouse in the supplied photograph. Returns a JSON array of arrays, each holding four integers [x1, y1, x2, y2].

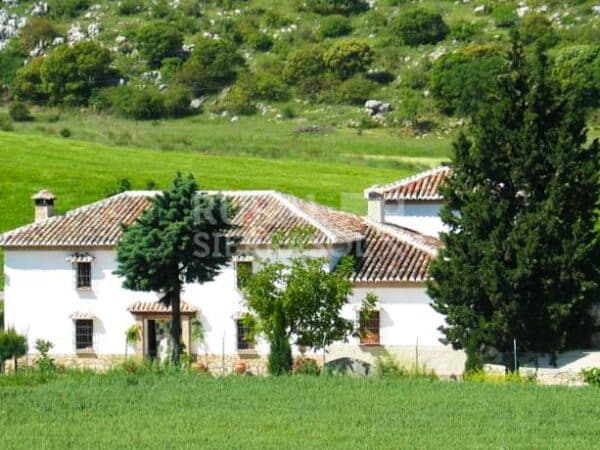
[[0, 171, 465, 375]]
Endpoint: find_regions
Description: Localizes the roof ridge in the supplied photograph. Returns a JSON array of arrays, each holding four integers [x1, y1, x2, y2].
[[364, 165, 451, 198], [362, 218, 440, 256], [271, 192, 341, 243]]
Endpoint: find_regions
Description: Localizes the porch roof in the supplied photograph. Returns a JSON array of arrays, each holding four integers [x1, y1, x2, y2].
[[128, 301, 197, 315]]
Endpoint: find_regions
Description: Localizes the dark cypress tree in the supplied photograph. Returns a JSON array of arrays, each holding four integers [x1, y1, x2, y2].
[[428, 37, 600, 371], [268, 300, 293, 375], [115, 173, 236, 364]]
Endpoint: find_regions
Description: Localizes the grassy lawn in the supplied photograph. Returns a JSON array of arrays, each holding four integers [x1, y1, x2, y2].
[[0, 373, 599, 448]]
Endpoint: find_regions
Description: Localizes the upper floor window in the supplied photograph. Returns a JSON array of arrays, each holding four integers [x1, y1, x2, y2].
[[359, 309, 380, 346], [75, 319, 94, 352], [236, 318, 255, 351], [236, 261, 253, 289], [76, 262, 92, 289]]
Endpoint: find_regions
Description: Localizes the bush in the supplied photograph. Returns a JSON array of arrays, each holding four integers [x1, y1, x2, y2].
[[0, 115, 14, 132], [49, 0, 90, 18], [323, 39, 373, 79], [492, 4, 518, 28], [519, 13, 556, 45], [174, 38, 244, 96], [553, 45, 600, 108], [392, 8, 449, 46], [451, 20, 477, 42], [0, 40, 26, 88], [430, 45, 504, 116], [245, 32, 273, 52], [221, 85, 256, 116], [582, 367, 600, 386], [293, 358, 321, 375], [320, 15, 352, 38], [18, 18, 59, 52], [59, 128, 72, 138], [108, 85, 166, 120], [118, 0, 145, 15], [332, 75, 378, 105], [9, 101, 32, 122], [163, 85, 192, 118], [374, 353, 438, 380], [34, 339, 56, 373], [245, 72, 290, 102], [135, 21, 184, 69], [296, 73, 339, 103], [464, 369, 536, 384], [0, 329, 27, 372], [283, 46, 326, 84], [301, 0, 368, 15], [12, 57, 47, 103], [41, 41, 116, 106]]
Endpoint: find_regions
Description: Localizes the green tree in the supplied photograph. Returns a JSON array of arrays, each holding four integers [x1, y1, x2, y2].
[[135, 21, 183, 69], [243, 253, 354, 352], [41, 41, 115, 105], [18, 18, 59, 52], [0, 328, 27, 372], [428, 38, 600, 372], [115, 173, 236, 364], [323, 39, 373, 79], [392, 9, 449, 46], [12, 57, 47, 103], [552, 45, 600, 109], [268, 300, 293, 375]]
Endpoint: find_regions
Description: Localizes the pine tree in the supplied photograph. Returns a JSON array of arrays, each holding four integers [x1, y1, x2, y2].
[[115, 173, 236, 364], [268, 300, 293, 375], [428, 36, 600, 371]]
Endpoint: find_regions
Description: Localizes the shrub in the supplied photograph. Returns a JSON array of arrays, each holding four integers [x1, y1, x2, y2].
[[268, 301, 292, 375], [332, 75, 378, 105], [464, 369, 536, 384], [430, 45, 504, 116], [221, 85, 256, 116], [553, 45, 600, 108], [392, 8, 449, 46], [34, 339, 56, 373], [296, 73, 339, 103], [320, 15, 352, 38], [163, 85, 193, 118], [59, 128, 72, 138], [323, 39, 373, 79], [451, 20, 477, 42], [49, 0, 90, 18], [40, 41, 116, 105], [0, 40, 26, 87], [18, 18, 59, 52], [293, 358, 321, 375], [519, 13, 556, 45], [118, 0, 145, 15], [246, 72, 290, 102], [301, 0, 368, 15], [174, 38, 244, 96], [582, 367, 600, 386], [375, 353, 438, 380], [282, 46, 326, 84], [0, 115, 14, 132], [0, 329, 28, 372], [135, 21, 184, 69], [246, 32, 273, 52], [492, 4, 518, 28], [12, 57, 47, 103], [108, 85, 167, 120], [9, 101, 32, 122]]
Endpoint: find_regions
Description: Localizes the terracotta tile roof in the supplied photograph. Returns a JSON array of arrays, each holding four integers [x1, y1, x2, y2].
[[0, 190, 441, 284], [365, 166, 452, 201], [128, 301, 197, 314], [352, 220, 439, 283]]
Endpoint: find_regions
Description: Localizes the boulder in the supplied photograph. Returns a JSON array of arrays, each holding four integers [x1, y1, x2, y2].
[[324, 358, 372, 377]]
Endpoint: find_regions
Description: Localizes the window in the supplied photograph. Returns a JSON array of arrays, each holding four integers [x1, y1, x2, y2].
[[75, 319, 94, 352], [76, 262, 92, 289], [359, 310, 380, 346], [236, 319, 255, 351], [236, 261, 252, 289]]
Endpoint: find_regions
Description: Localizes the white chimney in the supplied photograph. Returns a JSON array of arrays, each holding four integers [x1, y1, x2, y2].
[[32, 190, 56, 222], [367, 191, 385, 223]]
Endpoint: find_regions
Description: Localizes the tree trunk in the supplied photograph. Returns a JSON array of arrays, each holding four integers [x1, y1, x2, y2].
[[13, 356, 17, 373], [170, 289, 182, 365]]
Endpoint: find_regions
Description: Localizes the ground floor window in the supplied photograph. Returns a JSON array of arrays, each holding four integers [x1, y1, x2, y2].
[[236, 318, 255, 351], [75, 319, 94, 352], [359, 310, 380, 346]]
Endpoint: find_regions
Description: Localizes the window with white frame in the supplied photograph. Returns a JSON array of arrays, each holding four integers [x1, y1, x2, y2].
[[75, 319, 94, 352]]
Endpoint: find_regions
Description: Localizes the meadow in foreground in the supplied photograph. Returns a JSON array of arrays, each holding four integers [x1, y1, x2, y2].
[[0, 369, 598, 449]]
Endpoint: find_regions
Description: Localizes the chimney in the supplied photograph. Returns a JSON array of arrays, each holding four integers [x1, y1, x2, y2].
[[367, 191, 385, 223], [32, 190, 56, 222]]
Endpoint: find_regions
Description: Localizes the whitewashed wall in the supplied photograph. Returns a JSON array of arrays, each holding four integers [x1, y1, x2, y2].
[[4, 248, 463, 373], [384, 201, 445, 237]]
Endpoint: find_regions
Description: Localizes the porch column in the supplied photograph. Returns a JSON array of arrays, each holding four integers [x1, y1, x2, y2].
[[135, 318, 144, 356], [182, 317, 192, 355]]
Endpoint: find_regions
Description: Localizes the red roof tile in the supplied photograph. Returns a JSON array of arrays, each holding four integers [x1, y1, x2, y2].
[[365, 166, 451, 201]]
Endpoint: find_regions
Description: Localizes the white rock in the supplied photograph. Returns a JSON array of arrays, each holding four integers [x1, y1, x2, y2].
[[517, 5, 530, 17], [115, 35, 127, 44], [473, 5, 487, 14], [593, 5, 600, 14], [190, 98, 203, 109], [87, 22, 101, 37], [230, 116, 240, 123], [52, 36, 65, 45]]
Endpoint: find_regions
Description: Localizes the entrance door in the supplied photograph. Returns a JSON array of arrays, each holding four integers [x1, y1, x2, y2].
[[147, 319, 158, 359]]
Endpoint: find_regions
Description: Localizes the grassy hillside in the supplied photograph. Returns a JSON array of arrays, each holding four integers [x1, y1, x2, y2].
[[1, 373, 600, 448], [0, 131, 420, 288]]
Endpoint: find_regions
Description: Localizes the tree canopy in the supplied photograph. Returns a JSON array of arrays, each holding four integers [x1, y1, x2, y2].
[[428, 37, 600, 371]]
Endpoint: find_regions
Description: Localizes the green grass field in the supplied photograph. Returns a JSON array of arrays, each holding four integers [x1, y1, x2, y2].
[[0, 373, 599, 449]]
